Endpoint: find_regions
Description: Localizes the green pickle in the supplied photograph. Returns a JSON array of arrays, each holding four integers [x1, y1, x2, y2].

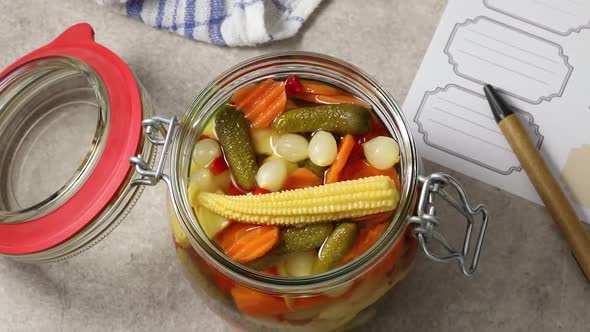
[[215, 105, 258, 190], [280, 223, 334, 253], [273, 104, 371, 135], [313, 222, 358, 274]]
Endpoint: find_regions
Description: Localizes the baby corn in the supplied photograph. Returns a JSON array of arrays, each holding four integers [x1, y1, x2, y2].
[[197, 176, 399, 225]]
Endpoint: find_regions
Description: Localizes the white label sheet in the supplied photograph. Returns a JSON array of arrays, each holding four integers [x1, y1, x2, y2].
[[404, 0, 590, 222]]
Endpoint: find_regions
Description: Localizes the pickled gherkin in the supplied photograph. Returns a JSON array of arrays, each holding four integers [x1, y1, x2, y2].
[[279, 223, 333, 253], [215, 105, 258, 190], [313, 222, 358, 274], [273, 104, 371, 135]]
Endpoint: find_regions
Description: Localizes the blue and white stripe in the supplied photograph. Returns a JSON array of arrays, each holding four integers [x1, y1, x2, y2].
[[111, 0, 321, 46]]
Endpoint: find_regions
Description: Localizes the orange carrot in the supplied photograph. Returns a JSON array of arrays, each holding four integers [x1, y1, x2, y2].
[[233, 79, 274, 111], [300, 79, 343, 95], [295, 93, 371, 109], [243, 81, 284, 119], [211, 268, 235, 295], [214, 223, 279, 263], [364, 225, 409, 280], [231, 84, 258, 106], [341, 223, 388, 264], [281, 168, 322, 190], [251, 83, 286, 128], [325, 135, 356, 184], [231, 79, 287, 128], [231, 285, 290, 316]]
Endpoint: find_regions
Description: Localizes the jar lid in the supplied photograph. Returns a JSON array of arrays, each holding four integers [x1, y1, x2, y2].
[[0, 24, 144, 255]]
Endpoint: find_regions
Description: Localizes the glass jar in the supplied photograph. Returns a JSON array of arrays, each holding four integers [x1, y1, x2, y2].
[[162, 54, 489, 331], [0, 24, 488, 331], [0, 24, 156, 262]]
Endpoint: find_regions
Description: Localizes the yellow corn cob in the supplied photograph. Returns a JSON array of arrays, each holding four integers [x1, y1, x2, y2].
[[196, 175, 399, 226]]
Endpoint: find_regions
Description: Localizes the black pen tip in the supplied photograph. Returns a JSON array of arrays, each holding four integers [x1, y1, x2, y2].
[[483, 84, 513, 123]]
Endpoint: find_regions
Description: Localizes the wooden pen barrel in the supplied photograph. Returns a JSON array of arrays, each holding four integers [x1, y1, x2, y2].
[[499, 114, 590, 279]]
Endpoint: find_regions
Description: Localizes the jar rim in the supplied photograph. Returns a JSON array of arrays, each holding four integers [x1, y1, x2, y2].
[[0, 57, 109, 223], [0, 56, 156, 261], [169, 51, 421, 294]]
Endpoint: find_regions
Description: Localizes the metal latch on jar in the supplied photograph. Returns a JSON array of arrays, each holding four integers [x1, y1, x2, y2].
[[410, 173, 489, 276], [129, 116, 178, 188]]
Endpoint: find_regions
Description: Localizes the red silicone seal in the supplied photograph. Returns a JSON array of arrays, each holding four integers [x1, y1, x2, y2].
[[0, 23, 143, 254]]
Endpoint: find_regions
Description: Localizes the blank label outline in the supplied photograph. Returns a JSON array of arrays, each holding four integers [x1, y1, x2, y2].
[[444, 16, 573, 105], [483, 0, 590, 36], [414, 84, 544, 175]]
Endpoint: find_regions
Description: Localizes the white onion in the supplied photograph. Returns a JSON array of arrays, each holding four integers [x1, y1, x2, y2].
[[284, 251, 316, 277], [263, 155, 298, 174], [274, 134, 309, 162], [250, 128, 278, 155], [192, 138, 221, 168], [256, 158, 288, 191], [196, 206, 230, 239], [363, 136, 400, 170], [308, 131, 337, 167], [187, 168, 218, 205]]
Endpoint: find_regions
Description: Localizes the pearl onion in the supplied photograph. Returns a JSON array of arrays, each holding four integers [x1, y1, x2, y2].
[[363, 136, 400, 170], [283, 251, 316, 277], [308, 131, 337, 167], [188, 168, 218, 205], [256, 158, 288, 191], [192, 138, 221, 168], [274, 134, 309, 163], [250, 128, 278, 155]]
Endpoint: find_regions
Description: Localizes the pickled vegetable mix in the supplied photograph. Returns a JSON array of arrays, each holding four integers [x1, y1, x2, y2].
[[176, 75, 411, 325]]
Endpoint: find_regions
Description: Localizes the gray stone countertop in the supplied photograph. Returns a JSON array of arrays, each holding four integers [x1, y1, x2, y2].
[[0, 0, 588, 331]]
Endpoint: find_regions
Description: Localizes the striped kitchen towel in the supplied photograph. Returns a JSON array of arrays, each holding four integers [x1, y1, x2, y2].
[[96, 0, 322, 46]]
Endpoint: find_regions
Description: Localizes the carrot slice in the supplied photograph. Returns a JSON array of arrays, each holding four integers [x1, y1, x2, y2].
[[341, 223, 388, 264], [295, 93, 371, 109], [300, 79, 343, 95], [231, 285, 290, 316], [233, 79, 274, 111], [211, 268, 235, 295], [251, 84, 287, 128], [325, 135, 356, 184], [231, 84, 258, 106], [232, 79, 287, 128], [281, 168, 322, 190], [214, 223, 279, 263], [365, 225, 410, 280], [244, 81, 284, 119]]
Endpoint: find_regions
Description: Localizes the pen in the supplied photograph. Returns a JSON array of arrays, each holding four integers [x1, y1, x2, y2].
[[484, 84, 590, 281]]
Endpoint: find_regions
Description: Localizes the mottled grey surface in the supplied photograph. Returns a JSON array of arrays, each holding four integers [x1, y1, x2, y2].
[[0, 0, 589, 331]]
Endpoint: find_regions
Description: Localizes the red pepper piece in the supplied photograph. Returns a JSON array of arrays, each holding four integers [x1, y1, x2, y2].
[[252, 187, 271, 195], [209, 156, 229, 175], [285, 75, 304, 97], [226, 182, 247, 195]]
